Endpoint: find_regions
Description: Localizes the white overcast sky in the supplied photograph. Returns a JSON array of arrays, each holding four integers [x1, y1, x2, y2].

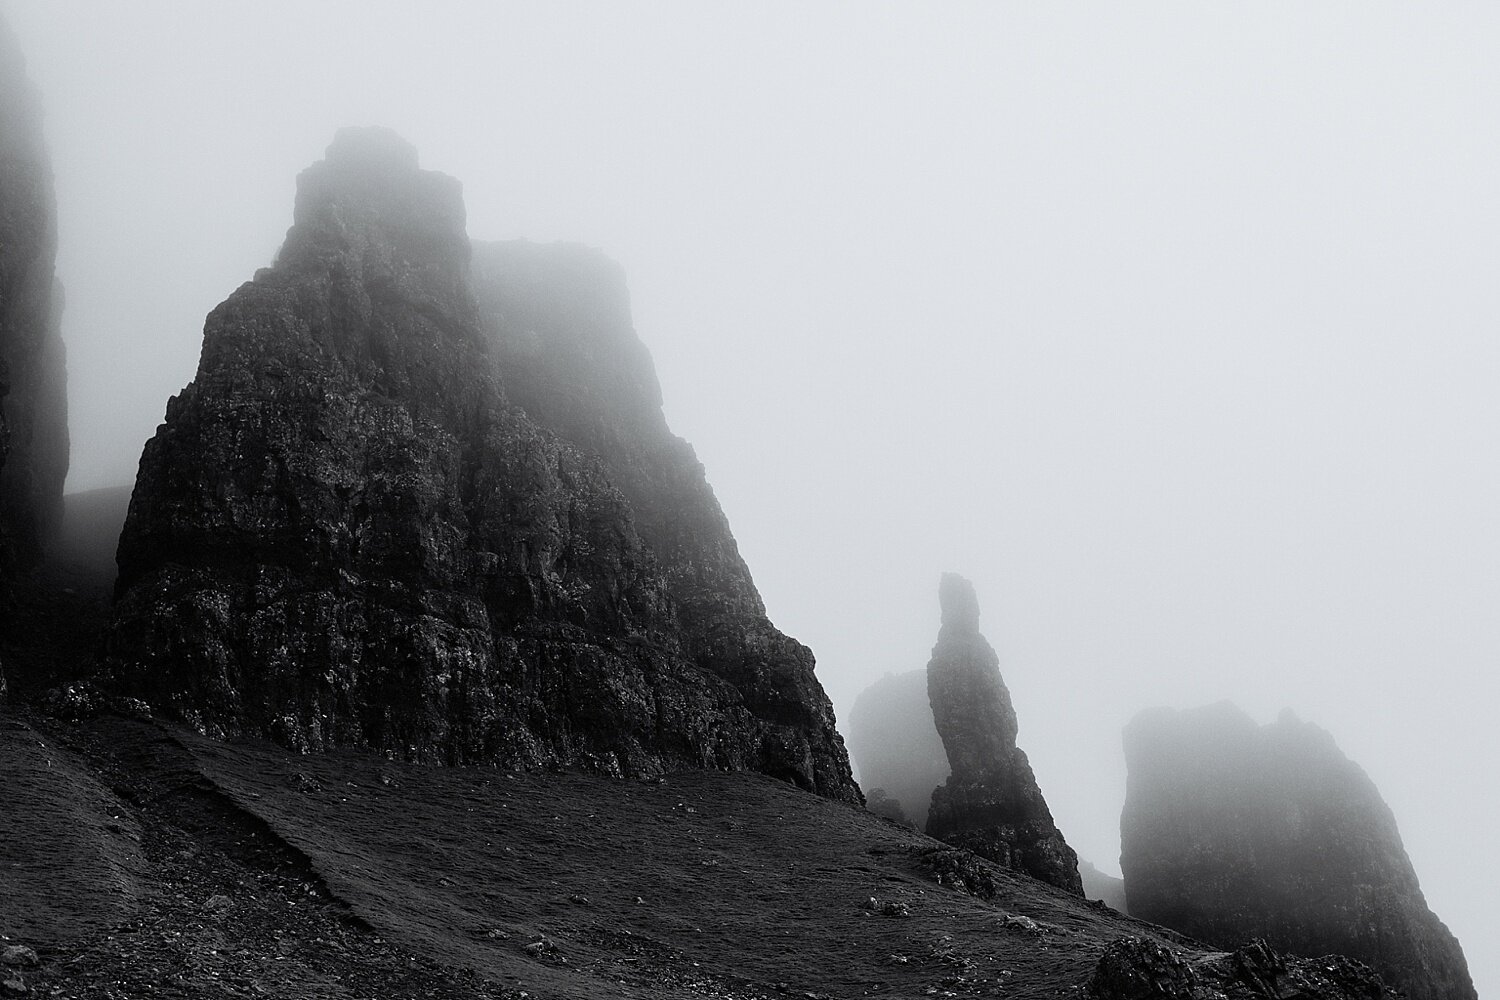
[[8, 3, 1498, 992]]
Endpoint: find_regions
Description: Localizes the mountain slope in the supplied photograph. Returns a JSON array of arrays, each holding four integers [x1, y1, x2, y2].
[[2, 710, 1395, 999]]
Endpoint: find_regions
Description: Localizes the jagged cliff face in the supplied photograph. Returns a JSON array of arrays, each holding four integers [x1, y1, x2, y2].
[[1121, 702, 1475, 1000], [925, 573, 1082, 894], [0, 13, 68, 579], [468, 240, 854, 793], [107, 129, 858, 801], [845, 669, 949, 829]]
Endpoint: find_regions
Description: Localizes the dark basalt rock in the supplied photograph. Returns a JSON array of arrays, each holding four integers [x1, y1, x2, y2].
[[468, 239, 854, 797], [845, 668, 949, 829], [1088, 936, 1394, 1000], [106, 128, 858, 802], [0, 12, 69, 580], [924, 572, 1082, 894], [1121, 702, 1475, 1000]]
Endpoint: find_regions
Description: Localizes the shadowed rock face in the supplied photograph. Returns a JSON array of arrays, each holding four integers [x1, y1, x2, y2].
[[845, 669, 949, 830], [106, 129, 858, 802], [1121, 702, 1475, 1000], [925, 573, 1082, 894], [467, 240, 854, 794], [0, 13, 69, 579]]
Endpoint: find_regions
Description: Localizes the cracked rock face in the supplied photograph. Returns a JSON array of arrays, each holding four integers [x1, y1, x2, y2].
[[0, 13, 69, 580], [924, 573, 1082, 894], [106, 128, 858, 802], [1121, 702, 1475, 1000]]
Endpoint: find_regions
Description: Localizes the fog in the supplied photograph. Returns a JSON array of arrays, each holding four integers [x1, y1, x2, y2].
[[8, 2, 1498, 993]]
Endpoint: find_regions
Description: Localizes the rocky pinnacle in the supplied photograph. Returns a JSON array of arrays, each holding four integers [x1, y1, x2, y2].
[[924, 573, 1082, 894]]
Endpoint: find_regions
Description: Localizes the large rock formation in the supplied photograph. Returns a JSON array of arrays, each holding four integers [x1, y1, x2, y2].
[[467, 240, 852, 787], [0, 13, 69, 580], [106, 128, 858, 802], [845, 669, 949, 829], [1121, 702, 1474, 1000], [924, 572, 1082, 894]]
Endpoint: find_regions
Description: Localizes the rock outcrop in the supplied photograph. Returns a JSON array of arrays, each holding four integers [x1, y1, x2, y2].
[[924, 573, 1082, 894], [106, 128, 858, 802], [1087, 936, 1394, 1000], [845, 669, 949, 829], [467, 240, 853, 794], [1121, 702, 1475, 1000], [0, 13, 69, 580]]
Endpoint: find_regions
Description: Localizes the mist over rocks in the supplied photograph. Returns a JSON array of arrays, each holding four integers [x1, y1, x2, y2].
[[0, 11, 68, 579], [105, 127, 858, 801], [844, 669, 949, 830], [1121, 701, 1475, 1000], [468, 239, 853, 786], [925, 572, 1083, 894]]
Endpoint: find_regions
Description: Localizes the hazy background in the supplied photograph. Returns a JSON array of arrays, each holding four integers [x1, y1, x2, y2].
[[8, 2, 1496, 993]]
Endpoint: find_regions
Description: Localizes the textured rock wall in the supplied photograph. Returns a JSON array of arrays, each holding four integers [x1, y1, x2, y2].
[[1121, 702, 1474, 1000], [845, 669, 949, 829], [468, 240, 854, 796], [0, 13, 68, 578], [925, 573, 1082, 894], [107, 129, 858, 802]]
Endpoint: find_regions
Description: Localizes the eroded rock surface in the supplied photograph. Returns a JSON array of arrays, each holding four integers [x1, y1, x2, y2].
[[924, 572, 1082, 894], [845, 668, 949, 829], [1121, 702, 1474, 1000], [0, 13, 68, 579], [1087, 936, 1393, 1000], [106, 129, 857, 801]]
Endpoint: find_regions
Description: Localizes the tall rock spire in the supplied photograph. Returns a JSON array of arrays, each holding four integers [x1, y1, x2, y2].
[[0, 11, 69, 580], [925, 572, 1082, 894]]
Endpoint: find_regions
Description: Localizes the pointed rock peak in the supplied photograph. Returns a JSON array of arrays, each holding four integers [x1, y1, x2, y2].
[[324, 125, 421, 175], [277, 127, 468, 301], [938, 572, 980, 631]]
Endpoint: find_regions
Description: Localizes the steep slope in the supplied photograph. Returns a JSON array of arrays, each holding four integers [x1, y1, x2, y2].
[[0, 12, 69, 580], [106, 129, 856, 801], [1121, 702, 1475, 1000], [845, 668, 949, 830], [926, 573, 1083, 895], [1, 709, 1397, 1000]]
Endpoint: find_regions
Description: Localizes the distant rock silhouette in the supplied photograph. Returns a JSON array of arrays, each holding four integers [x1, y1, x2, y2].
[[924, 573, 1082, 894], [1121, 702, 1475, 1000], [106, 128, 858, 801], [0, 13, 68, 580], [1078, 860, 1127, 913], [845, 669, 948, 829]]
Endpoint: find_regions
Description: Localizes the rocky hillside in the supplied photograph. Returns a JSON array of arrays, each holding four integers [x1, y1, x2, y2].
[[925, 574, 1083, 896], [1121, 702, 1475, 1000], [0, 11, 69, 582], [104, 128, 857, 800], [844, 669, 949, 830], [0, 707, 1398, 1000]]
